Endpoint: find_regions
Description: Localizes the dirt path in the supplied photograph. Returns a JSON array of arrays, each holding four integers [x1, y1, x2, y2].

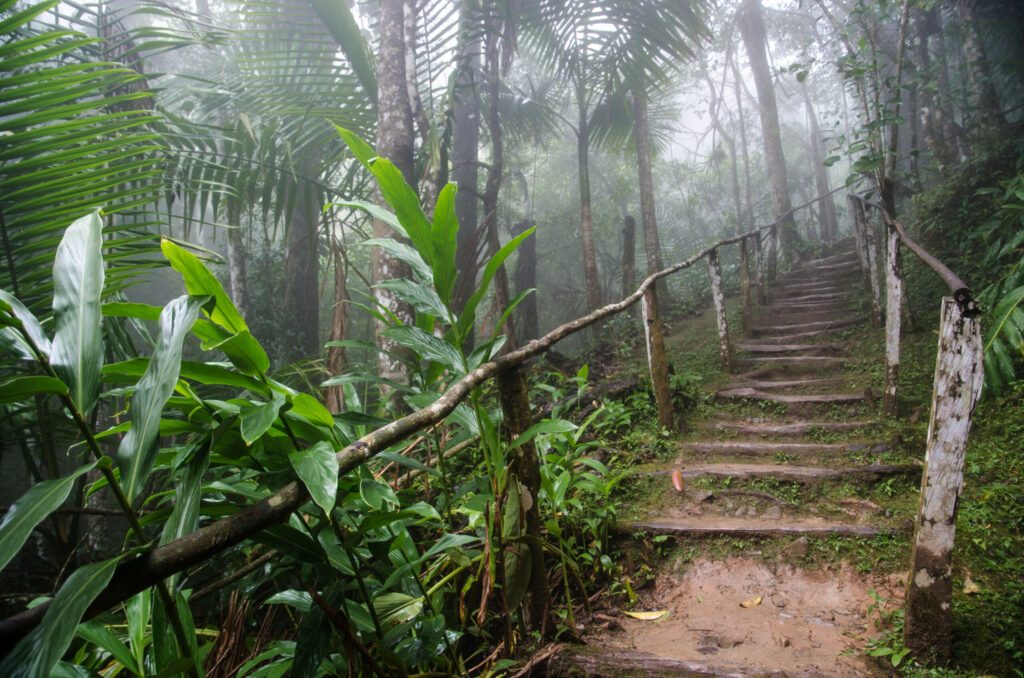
[[554, 247, 909, 676]]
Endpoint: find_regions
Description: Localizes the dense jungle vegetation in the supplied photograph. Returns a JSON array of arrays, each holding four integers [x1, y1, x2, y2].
[[0, 0, 1021, 675]]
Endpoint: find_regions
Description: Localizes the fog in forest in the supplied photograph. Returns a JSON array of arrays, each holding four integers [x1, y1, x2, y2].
[[1, 0, 1022, 675]]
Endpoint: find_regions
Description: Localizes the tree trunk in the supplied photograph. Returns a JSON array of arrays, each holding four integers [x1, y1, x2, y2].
[[325, 238, 348, 413], [576, 85, 602, 310], [739, 0, 799, 262], [633, 90, 666, 309], [799, 82, 837, 242], [621, 215, 636, 299], [226, 225, 248, 320], [403, 0, 437, 209], [730, 55, 755, 235], [956, 0, 1005, 133], [911, 10, 951, 174], [707, 248, 731, 370], [373, 0, 416, 385], [740, 238, 753, 336], [641, 287, 674, 430], [513, 220, 538, 343], [452, 0, 482, 333], [285, 177, 321, 358], [903, 296, 983, 663], [883, 224, 902, 417]]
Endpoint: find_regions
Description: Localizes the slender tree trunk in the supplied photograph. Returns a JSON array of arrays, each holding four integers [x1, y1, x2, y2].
[[576, 85, 602, 310], [373, 0, 416, 385], [226, 225, 248, 320], [403, 0, 438, 209], [633, 90, 666, 308], [452, 0, 482, 341], [799, 82, 837, 242], [513, 219, 538, 343], [739, 0, 799, 261], [621, 215, 636, 299], [285, 176, 321, 358], [325, 238, 349, 413], [730, 55, 756, 238], [956, 0, 1005, 133], [912, 10, 951, 174]]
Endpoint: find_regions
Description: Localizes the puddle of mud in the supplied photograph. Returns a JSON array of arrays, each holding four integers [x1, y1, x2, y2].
[[593, 556, 904, 677]]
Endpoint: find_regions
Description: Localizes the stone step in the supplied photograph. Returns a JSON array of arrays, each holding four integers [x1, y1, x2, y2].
[[707, 419, 876, 436], [618, 517, 886, 537], [681, 440, 876, 456], [735, 342, 844, 355], [754, 310, 847, 324], [781, 292, 847, 304], [676, 462, 918, 483], [717, 387, 864, 405], [773, 283, 848, 295], [723, 377, 845, 391], [734, 356, 846, 372], [553, 649, 793, 678], [749, 328, 841, 344], [753, 318, 862, 336]]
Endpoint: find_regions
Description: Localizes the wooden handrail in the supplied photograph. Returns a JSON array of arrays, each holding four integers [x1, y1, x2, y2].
[[850, 194, 978, 316], [0, 221, 775, 651]]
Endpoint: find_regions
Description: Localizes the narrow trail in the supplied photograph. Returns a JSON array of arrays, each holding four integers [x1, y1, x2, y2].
[[556, 246, 913, 677]]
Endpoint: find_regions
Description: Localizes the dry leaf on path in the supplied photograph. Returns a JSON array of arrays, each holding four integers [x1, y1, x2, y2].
[[671, 468, 684, 493], [963, 576, 981, 595], [740, 595, 762, 608], [623, 609, 670, 621]]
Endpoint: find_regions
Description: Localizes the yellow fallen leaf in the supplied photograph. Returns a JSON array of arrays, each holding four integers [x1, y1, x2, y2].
[[963, 576, 981, 595], [623, 609, 670, 621], [740, 596, 762, 608]]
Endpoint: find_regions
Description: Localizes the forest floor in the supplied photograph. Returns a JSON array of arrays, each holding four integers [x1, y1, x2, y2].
[[550, 247, 1024, 676]]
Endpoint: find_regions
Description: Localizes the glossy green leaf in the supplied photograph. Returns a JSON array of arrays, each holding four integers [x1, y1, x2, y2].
[[76, 621, 139, 675], [117, 296, 205, 502], [0, 375, 68, 405], [0, 462, 96, 573], [430, 182, 459, 305], [457, 227, 535, 343], [50, 211, 104, 416], [509, 419, 577, 450], [373, 592, 423, 628], [0, 289, 50, 360], [161, 238, 247, 334], [241, 393, 285, 445], [382, 325, 464, 373], [0, 556, 120, 677], [289, 441, 339, 515], [125, 590, 150, 674]]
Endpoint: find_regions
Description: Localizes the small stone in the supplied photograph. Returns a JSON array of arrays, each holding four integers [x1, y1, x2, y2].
[[763, 505, 783, 520], [774, 635, 792, 647], [717, 635, 744, 649], [771, 594, 788, 608], [735, 507, 746, 517], [782, 537, 809, 563], [693, 490, 715, 503]]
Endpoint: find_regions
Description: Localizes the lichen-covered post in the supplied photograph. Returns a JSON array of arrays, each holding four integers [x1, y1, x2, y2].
[[707, 248, 731, 370], [848, 195, 871, 294], [496, 365, 550, 633], [753, 232, 767, 305], [883, 223, 903, 416], [640, 287, 675, 430], [862, 209, 883, 327], [767, 224, 778, 283], [740, 237, 753, 336], [903, 296, 984, 663]]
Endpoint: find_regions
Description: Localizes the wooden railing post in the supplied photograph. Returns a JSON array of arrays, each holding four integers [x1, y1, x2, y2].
[[496, 365, 550, 633], [862, 206, 883, 327], [739, 237, 753, 336], [753, 231, 767, 305], [883, 222, 903, 416], [767, 224, 778, 283], [707, 248, 731, 370], [640, 287, 675, 430], [848, 195, 871, 293], [904, 296, 983, 663]]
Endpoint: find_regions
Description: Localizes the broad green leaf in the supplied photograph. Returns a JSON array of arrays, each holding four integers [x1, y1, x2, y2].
[[161, 238, 247, 334], [192, 320, 270, 377], [509, 418, 577, 450], [289, 441, 339, 515], [287, 392, 335, 429], [264, 590, 312, 613], [0, 462, 96, 572], [0, 556, 120, 677], [241, 393, 285, 445], [360, 238, 431, 281], [373, 592, 423, 627], [102, 301, 163, 321], [359, 478, 398, 511], [50, 211, 104, 415], [457, 227, 535, 342], [375, 278, 449, 321], [382, 325, 464, 373], [118, 296, 205, 502], [327, 200, 407, 239], [76, 621, 139, 675], [125, 590, 150, 674], [0, 289, 50, 360], [103, 358, 267, 394], [430, 183, 459, 305], [0, 375, 68, 405]]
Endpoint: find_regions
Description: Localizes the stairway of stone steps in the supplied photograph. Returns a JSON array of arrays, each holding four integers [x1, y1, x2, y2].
[[555, 246, 914, 677]]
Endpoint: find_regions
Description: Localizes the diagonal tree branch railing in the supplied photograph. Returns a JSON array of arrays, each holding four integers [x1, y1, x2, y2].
[[849, 193, 984, 664], [0, 190, 848, 654]]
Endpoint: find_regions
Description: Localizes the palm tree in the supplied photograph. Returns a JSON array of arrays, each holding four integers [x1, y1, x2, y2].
[[519, 0, 708, 310]]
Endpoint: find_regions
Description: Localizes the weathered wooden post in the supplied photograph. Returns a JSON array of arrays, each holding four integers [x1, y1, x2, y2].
[[848, 195, 871, 293], [739, 237, 753, 336], [883, 222, 903, 416], [862, 208, 883, 327], [767, 224, 778, 283], [496, 365, 550, 633], [707, 248, 731, 370], [640, 287, 675, 430], [753, 231, 767, 305], [903, 296, 983, 663]]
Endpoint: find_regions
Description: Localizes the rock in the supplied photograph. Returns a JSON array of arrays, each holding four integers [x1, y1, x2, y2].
[[782, 537, 809, 563], [735, 507, 746, 517], [763, 505, 783, 520], [717, 635, 744, 649], [774, 635, 791, 647], [771, 594, 788, 608]]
